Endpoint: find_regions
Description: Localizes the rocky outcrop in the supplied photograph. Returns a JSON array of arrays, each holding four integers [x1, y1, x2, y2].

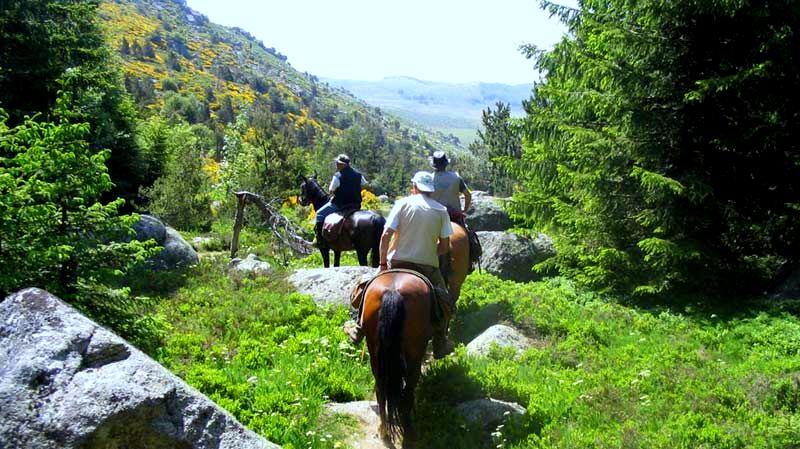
[[0, 288, 279, 449], [456, 398, 526, 428], [230, 254, 273, 277], [133, 215, 199, 270], [476, 231, 555, 282], [288, 267, 376, 307], [466, 324, 534, 357], [465, 193, 513, 232]]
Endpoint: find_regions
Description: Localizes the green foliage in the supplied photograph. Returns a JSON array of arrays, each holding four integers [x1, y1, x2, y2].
[[140, 122, 215, 230], [0, 0, 145, 203], [503, 0, 800, 297], [153, 259, 373, 449], [0, 111, 160, 343], [472, 102, 523, 196], [417, 272, 800, 449]]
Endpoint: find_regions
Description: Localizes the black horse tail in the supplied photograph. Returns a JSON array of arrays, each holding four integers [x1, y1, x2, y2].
[[370, 214, 386, 268], [377, 289, 407, 439]]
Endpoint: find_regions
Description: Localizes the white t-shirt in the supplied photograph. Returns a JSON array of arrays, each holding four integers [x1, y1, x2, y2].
[[329, 172, 368, 193], [386, 194, 453, 267]]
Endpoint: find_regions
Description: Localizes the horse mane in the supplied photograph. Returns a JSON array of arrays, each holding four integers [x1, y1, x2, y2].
[[304, 176, 330, 209]]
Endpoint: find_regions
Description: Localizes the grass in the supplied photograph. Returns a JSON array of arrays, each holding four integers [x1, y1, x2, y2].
[[136, 242, 800, 449]]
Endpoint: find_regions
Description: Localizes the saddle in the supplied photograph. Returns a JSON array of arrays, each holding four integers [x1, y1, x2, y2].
[[350, 269, 452, 325], [322, 207, 359, 243]]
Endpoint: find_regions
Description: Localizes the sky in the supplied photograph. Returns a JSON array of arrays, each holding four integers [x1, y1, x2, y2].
[[184, 0, 572, 85]]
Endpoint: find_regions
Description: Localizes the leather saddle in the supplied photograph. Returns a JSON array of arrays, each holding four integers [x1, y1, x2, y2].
[[322, 207, 359, 243]]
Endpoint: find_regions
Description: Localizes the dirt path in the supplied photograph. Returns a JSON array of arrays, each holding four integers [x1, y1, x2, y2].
[[326, 401, 399, 449]]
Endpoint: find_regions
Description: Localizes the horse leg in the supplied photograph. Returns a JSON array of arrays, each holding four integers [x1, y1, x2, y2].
[[400, 362, 421, 448], [320, 248, 330, 268], [376, 387, 390, 443], [334, 250, 341, 267], [357, 248, 368, 266]]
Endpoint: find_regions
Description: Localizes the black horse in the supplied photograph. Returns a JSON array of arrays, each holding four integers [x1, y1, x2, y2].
[[299, 174, 385, 268]]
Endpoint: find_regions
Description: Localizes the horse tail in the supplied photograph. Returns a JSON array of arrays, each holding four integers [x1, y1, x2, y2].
[[370, 214, 386, 268], [377, 288, 407, 439]]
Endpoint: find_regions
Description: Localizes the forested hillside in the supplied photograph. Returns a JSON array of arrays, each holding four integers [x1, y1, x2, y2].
[[97, 0, 486, 204], [3, 0, 800, 448]]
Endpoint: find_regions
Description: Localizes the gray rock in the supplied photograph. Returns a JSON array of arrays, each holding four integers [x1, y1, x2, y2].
[[288, 267, 377, 307], [456, 398, 526, 428], [377, 195, 390, 203], [476, 231, 555, 282], [466, 324, 534, 357], [465, 195, 513, 232], [0, 288, 279, 449], [231, 254, 273, 277], [190, 236, 216, 250], [132, 215, 199, 270], [133, 214, 167, 244], [151, 228, 200, 270]]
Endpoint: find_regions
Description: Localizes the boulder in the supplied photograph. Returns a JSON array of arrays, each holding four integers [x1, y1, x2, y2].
[[455, 398, 526, 428], [288, 266, 376, 307], [132, 215, 199, 270], [377, 194, 390, 203], [151, 228, 200, 270], [465, 194, 513, 232], [476, 231, 555, 282], [230, 254, 273, 277], [466, 324, 534, 357], [0, 288, 279, 449], [133, 214, 167, 244]]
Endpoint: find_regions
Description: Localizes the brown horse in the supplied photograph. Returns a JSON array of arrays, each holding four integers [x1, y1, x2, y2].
[[446, 222, 470, 304], [361, 271, 431, 446], [359, 221, 470, 446]]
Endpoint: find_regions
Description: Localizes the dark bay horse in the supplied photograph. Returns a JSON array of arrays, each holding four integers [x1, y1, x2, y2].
[[361, 271, 432, 446], [299, 174, 385, 268]]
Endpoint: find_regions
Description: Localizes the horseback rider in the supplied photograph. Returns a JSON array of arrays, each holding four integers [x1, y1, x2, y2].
[[314, 154, 368, 245], [345, 171, 455, 358], [430, 151, 472, 226], [430, 150, 478, 276]]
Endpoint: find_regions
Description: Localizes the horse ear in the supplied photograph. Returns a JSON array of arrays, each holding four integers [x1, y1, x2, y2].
[[313, 170, 319, 179], [297, 173, 307, 183]]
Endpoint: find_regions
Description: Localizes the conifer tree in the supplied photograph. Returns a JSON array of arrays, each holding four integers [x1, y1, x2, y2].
[[508, 0, 800, 295]]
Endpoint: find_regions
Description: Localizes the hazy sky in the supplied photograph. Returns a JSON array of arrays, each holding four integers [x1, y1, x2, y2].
[[184, 0, 571, 85]]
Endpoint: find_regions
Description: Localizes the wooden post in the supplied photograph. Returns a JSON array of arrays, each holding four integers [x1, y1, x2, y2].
[[231, 192, 246, 258]]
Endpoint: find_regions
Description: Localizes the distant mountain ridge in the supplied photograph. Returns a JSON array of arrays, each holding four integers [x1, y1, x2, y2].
[[323, 76, 533, 145]]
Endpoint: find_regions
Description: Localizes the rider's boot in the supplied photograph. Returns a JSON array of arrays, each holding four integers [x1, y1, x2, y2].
[[432, 319, 454, 359], [343, 320, 364, 344], [313, 222, 323, 248]]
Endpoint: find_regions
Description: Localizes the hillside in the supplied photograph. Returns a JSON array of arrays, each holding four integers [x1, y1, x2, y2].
[[324, 76, 532, 146], [97, 0, 478, 197]]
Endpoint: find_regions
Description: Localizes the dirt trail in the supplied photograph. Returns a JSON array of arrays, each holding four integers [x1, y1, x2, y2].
[[326, 401, 399, 449]]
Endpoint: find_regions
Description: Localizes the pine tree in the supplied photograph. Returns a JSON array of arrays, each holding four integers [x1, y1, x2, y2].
[[507, 0, 800, 296]]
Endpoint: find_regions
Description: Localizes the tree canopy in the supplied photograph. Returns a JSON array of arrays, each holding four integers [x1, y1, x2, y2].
[[505, 0, 800, 296]]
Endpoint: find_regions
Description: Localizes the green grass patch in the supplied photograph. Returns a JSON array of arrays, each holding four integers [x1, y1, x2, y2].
[[150, 259, 372, 449], [144, 254, 800, 449]]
